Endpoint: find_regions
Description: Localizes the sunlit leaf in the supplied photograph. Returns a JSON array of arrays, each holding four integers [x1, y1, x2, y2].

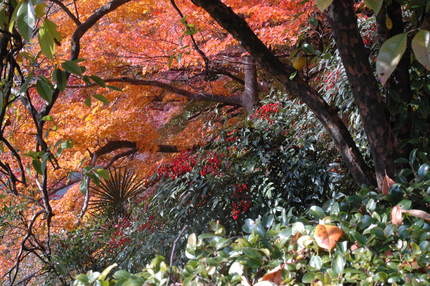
[[412, 29, 430, 70], [376, 33, 408, 85]]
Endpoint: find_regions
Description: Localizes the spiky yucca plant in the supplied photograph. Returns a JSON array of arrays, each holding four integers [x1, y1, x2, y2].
[[89, 168, 145, 218]]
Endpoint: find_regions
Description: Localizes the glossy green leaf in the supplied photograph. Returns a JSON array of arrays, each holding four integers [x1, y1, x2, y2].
[[412, 29, 430, 70], [332, 254, 346, 274], [16, 0, 36, 41], [62, 60, 84, 75], [376, 33, 408, 85], [38, 19, 61, 59], [364, 0, 383, 14], [53, 69, 67, 91], [309, 255, 323, 270], [36, 77, 53, 103]]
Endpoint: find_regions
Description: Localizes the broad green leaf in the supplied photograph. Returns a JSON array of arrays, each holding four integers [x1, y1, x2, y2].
[[316, 0, 333, 11], [36, 77, 53, 103], [309, 255, 323, 270], [62, 60, 83, 75], [310, 206, 325, 218], [38, 25, 54, 59], [364, 0, 383, 14], [332, 254, 346, 274], [16, 0, 36, 41], [53, 69, 67, 91], [93, 94, 109, 104], [376, 33, 408, 85], [38, 19, 61, 59], [412, 29, 430, 70], [32, 158, 43, 174]]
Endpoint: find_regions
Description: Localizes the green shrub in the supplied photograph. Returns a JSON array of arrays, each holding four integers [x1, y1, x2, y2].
[[73, 186, 430, 286]]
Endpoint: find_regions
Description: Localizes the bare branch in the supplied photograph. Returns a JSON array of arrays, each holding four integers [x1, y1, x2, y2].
[[49, 0, 81, 26]]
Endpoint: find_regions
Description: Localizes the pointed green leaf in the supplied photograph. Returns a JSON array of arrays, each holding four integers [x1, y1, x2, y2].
[[53, 69, 67, 91], [376, 33, 408, 85], [316, 0, 333, 11], [364, 0, 383, 14], [36, 77, 53, 103], [38, 24, 54, 59], [16, 0, 36, 41], [332, 254, 346, 274], [412, 29, 430, 70], [62, 60, 83, 75]]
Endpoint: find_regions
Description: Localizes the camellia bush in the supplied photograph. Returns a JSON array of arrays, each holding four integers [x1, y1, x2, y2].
[[73, 178, 430, 285]]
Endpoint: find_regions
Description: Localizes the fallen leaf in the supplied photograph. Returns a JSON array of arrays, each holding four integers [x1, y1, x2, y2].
[[314, 224, 343, 251], [260, 264, 285, 285], [402, 209, 430, 222], [391, 205, 403, 225]]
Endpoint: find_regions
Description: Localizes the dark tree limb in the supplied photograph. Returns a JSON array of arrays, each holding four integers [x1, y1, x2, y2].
[[49, 0, 81, 25], [191, 0, 375, 187], [170, 0, 210, 70], [241, 55, 258, 111], [327, 0, 394, 191]]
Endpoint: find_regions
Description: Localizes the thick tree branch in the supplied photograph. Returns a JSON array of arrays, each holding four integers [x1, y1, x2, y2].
[[191, 0, 374, 186], [327, 0, 394, 191]]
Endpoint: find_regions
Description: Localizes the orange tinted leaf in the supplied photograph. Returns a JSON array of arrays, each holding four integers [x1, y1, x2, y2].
[[260, 264, 285, 285], [314, 224, 343, 251], [391, 205, 403, 225]]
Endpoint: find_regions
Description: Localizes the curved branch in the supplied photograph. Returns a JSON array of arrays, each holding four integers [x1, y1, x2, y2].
[[40, 0, 132, 118], [49, 0, 81, 26], [192, 0, 375, 187]]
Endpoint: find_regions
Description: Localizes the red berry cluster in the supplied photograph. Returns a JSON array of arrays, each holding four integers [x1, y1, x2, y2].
[[157, 151, 197, 179], [109, 217, 132, 249], [200, 153, 222, 176], [251, 103, 281, 123], [230, 184, 252, 220]]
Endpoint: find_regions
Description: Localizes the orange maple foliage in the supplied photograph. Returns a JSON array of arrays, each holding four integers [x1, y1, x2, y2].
[[0, 0, 314, 277]]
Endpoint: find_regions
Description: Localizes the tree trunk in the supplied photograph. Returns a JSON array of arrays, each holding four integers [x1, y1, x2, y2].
[[327, 0, 395, 191], [376, 1, 412, 158], [241, 55, 258, 112], [192, 0, 375, 187]]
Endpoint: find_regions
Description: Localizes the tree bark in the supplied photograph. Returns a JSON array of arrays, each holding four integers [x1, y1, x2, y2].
[[327, 0, 395, 191], [191, 0, 375, 187], [241, 55, 258, 112]]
